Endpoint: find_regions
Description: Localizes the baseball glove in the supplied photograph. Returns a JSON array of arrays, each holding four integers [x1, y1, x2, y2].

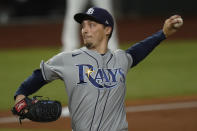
[[12, 96, 62, 124]]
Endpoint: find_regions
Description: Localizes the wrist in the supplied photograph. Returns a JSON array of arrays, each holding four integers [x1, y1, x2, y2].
[[162, 29, 168, 38], [15, 95, 26, 104]]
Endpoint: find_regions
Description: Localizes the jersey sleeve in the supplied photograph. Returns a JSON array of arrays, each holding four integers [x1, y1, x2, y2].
[[126, 52, 133, 69], [126, 30, 166, 68], [40, 52, 65, 82], [114, 49, 133, 73]]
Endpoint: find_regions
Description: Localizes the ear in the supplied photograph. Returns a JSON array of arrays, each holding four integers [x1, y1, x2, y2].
[[105, 26, 112, 36]]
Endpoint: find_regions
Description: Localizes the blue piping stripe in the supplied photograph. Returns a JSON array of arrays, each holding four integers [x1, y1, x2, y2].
[[97, 54, 113, 130], [82, 50, 99, 68], [90, 89, 100, 131], [106, 54, 113, 67], [80, 50, 101, 131], [97, 90, 110, 131]]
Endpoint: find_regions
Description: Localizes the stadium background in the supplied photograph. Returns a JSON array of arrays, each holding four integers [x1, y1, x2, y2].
[[0, 0, 197, 131]]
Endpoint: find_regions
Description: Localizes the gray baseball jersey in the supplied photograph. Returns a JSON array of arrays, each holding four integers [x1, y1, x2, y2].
[[40, 46, 133, 131]]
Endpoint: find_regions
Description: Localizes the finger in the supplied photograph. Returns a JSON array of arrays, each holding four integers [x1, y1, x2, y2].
[[167, 16, 182, 26], [171, 17, 183, 25], [169, 15, 181, 20], [168, 15, 181, 24]]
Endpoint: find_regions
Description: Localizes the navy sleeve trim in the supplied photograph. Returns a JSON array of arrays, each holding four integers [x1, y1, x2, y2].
[[14, 69, 48, 100], [126, 30, 166, 67]]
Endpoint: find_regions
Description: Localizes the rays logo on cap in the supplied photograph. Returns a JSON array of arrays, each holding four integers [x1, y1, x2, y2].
[[86, 8, 94, 14]]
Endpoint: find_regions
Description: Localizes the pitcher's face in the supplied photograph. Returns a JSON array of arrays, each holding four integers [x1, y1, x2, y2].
[[81, 20, 108, 49]]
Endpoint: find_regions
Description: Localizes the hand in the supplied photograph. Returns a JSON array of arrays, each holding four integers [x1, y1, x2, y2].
[[163, 15, 183, 38], [12, 96, 62, 124], [15, 95, 26, 104]]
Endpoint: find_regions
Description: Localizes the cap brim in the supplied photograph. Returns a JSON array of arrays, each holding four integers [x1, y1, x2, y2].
[[74, 13, 100, 24]]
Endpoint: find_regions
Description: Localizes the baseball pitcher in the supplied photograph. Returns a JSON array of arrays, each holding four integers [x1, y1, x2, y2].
[[13, 7, 183, 131]]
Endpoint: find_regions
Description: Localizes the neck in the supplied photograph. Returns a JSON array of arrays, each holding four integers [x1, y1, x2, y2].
[[88, 39, 108, 54], [95, 42, 108, 54]]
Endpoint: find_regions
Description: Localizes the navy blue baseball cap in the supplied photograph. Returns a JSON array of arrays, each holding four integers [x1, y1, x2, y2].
[[74, 7, 114, 37]]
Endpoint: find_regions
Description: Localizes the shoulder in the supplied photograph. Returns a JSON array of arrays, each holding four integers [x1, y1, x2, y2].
[[113, 49, 129, 62], [70, 48, 84, 56], [113, 49, 133, 69], [42, 49, 82, 67], [114, 49, 128, 57], [54, 48, 83, 58], [114, 49, 132, 59]]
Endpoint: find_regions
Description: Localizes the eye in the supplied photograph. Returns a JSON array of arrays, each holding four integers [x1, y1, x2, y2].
[[90, 22, 96, 27]]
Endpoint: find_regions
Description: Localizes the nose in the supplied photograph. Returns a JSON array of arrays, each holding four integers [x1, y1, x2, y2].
[[82, 25, 88, 34], [81, 21, 89, 34], [82, 27, 87, 34]]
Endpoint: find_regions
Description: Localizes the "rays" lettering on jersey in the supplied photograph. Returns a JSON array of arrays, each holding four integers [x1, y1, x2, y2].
[[76, 64, 125, 89]]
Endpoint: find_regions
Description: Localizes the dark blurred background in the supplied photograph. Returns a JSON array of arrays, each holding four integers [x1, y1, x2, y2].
[[0, 0, 196, 24], [0, 0, 196, 48]]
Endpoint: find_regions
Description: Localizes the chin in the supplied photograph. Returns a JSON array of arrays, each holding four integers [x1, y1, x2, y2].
[[84, 42, 94, 49]]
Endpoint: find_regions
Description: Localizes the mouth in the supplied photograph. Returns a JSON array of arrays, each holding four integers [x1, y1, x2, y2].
[[83, 35, 92, 40]]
